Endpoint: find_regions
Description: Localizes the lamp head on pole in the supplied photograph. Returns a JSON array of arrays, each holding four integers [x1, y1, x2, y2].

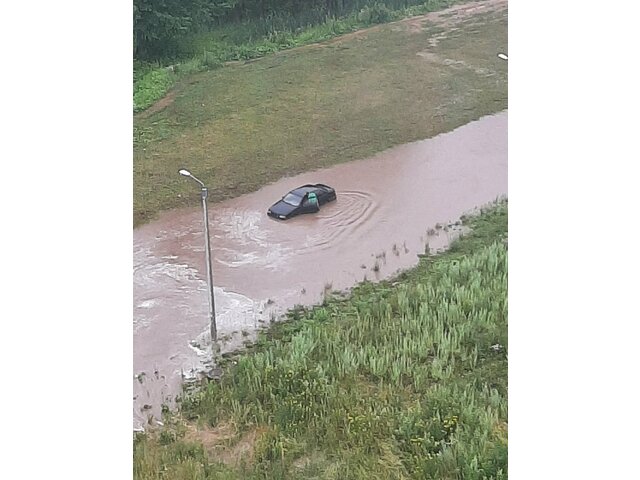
[[178, 168, 206, 188]]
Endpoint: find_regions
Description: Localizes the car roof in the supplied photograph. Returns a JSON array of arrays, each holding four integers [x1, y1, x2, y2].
[[290, 186, 317, 196]]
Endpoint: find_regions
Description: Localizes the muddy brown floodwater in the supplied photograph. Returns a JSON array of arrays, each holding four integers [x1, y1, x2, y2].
[[133, 111, 507, 430]]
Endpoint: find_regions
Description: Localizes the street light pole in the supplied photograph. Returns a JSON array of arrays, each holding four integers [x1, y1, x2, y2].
[[200, 185, 217, 346], [179, 169, 218, 353]]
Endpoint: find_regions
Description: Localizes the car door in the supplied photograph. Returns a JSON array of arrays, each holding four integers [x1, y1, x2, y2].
[[299, 194, 312, 213], [300, 194, 316, 213], [315, 188, 327, 205]]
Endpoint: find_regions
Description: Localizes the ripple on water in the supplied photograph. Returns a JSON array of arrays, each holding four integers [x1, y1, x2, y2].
[[295, 190, 377, 253], [215, 244, 292, 270], [213, 209, 268, 247], [210, 207, 293, 269], [133, 259, 205, 332], [134, 261, 202, 286]]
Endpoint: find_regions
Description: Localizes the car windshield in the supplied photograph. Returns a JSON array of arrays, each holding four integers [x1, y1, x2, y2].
[[282, 193, 303, 206]]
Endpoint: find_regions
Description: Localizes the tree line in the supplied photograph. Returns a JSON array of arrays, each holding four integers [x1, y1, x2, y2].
[[134, 0, 420, 60]]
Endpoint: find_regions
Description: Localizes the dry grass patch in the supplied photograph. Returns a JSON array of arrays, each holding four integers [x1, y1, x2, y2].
[[183, 421, 266, 467]]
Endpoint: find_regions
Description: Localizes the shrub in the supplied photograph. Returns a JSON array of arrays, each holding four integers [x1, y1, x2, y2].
[[358, 3, 393, 25], [174, 57, 205, 75], [133, 68, 174, 113]]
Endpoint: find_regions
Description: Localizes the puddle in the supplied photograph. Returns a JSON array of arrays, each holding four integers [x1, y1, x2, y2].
[[133, 111, 507, 429]]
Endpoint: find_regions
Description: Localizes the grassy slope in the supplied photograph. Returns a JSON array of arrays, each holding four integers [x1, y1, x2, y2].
[[133, 1, 468, 113], [133, 4, 507, 226], [133, 202, 508, 479]]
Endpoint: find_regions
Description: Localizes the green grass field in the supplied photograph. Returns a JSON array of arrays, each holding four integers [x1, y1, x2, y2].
[[132, 1, 467, 113], [133, 202, 508, 479], [133, 3, 507, 226]]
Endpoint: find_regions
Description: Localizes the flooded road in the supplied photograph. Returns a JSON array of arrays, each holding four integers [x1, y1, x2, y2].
[[133, 111, 507, 429]]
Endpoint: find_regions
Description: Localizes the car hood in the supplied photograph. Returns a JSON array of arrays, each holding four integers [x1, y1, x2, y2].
[[269, 200, 297, 216]]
